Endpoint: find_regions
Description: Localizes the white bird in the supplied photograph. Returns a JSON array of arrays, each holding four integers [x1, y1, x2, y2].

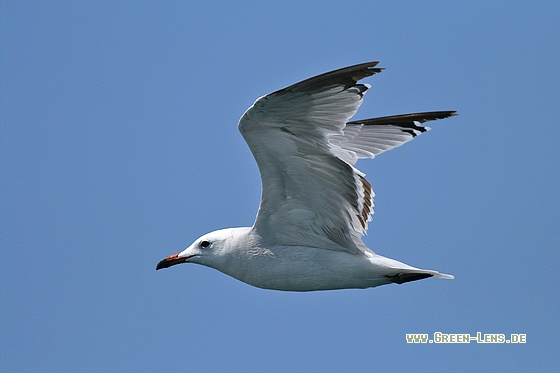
[[156, 62, 455, 291]]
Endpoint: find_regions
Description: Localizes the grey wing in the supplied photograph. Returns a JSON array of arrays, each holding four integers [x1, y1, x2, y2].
[[330, 111, 457, 164], [238, 62, 455, 255]]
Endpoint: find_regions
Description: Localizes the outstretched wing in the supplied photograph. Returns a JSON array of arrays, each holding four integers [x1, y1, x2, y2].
[[330, 111, 457, 164], [238, 62, 455, 255]]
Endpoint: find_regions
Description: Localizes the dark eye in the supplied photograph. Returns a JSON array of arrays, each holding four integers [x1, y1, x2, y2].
[[200, 240, 210, 248]]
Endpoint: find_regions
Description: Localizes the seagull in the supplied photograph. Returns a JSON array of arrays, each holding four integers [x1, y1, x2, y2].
[[156, 62, 455, 291]]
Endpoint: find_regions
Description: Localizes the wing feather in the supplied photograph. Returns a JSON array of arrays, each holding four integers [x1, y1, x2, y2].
[[238, 62, 455, 255], [330, 111, 456, 164]]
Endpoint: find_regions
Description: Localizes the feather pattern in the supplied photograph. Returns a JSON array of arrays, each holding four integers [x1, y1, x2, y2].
[[238, 62, 455, 255]]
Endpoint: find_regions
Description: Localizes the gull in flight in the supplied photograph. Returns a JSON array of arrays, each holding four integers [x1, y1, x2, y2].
[[156, 62, 456, 291]]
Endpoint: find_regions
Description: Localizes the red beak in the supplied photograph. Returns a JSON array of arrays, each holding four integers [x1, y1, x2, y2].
[[156, 253, 189, 270]]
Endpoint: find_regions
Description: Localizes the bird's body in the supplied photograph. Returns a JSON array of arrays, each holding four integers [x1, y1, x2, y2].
[[184, 227, 448, 291], [156, 62, 455, 291]]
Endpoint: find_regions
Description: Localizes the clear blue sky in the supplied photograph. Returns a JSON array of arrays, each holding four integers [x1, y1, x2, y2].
[[1, 1, 559, 372]]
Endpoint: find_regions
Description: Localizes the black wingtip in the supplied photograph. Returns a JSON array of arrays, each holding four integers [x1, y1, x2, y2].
[[272, 62, 385, 96], [385, 272, 434, 285], [349, 111, 457, 126]]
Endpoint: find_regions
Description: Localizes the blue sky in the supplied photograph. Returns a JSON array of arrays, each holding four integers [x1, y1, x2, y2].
[[1, 1, 559, 371]]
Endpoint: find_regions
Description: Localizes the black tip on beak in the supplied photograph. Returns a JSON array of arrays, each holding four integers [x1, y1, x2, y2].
[[156, 253, 188, 270]]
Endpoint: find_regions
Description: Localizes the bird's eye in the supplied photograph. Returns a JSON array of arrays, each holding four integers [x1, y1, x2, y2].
[[200, 240, 210, 248]]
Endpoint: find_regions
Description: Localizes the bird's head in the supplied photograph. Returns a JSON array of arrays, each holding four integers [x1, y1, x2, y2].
[[155, 228, 250, 271]]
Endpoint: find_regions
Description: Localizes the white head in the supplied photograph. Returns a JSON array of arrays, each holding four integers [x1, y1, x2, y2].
[[155, 227, 251, 271]]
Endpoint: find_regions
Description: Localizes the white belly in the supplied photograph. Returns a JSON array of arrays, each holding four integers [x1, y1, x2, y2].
[[221, 245, 396, 291]]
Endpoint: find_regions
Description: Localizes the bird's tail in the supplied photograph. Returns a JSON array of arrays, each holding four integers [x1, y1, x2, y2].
[[385, 269, 454, 284]]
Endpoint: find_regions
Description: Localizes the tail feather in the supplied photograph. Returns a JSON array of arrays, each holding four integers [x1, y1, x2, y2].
[[385, 270, 454, 285]]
